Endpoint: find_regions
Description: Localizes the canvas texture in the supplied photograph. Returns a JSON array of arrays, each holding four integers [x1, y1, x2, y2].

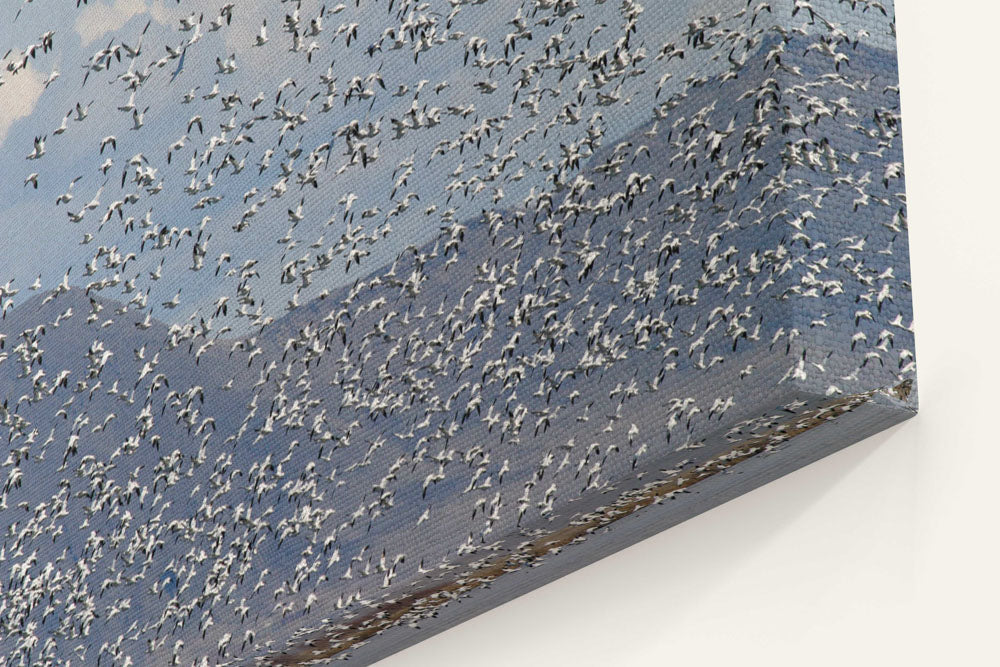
[[0, 0, 914, 664]]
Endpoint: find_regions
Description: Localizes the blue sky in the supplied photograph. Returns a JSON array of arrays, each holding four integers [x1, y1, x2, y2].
[[0, 0, 893, 330]]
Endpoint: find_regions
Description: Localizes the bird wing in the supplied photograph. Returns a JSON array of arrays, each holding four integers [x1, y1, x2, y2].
[[170, 47, 187, 83]]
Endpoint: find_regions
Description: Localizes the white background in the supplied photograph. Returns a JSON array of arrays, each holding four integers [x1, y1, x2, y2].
[[378, 2, 1000, 664]]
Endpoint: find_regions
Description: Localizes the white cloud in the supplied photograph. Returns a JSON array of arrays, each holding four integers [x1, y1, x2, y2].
[[0, 63, 45, 147], [74, 0, 174, 47]]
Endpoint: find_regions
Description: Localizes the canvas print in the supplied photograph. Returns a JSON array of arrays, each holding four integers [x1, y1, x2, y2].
[[0, 0, 915, 664]]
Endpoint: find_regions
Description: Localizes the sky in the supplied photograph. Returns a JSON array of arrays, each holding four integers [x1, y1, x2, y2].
[[0, 0, 894, 331]]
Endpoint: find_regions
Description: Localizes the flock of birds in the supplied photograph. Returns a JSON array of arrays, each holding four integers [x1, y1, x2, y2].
[[0, 0, 913, 664]]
